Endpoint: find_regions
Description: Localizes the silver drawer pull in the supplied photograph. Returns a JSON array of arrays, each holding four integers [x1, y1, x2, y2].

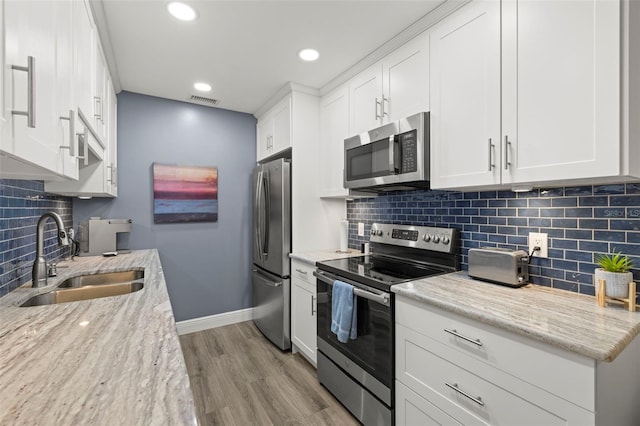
[[444, 328, 483, 347], [295, 268, 308, 275], [445, 382, 484, 406]]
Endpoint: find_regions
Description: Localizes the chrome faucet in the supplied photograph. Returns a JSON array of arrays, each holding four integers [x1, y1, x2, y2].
[[32, 212, 70, 288]]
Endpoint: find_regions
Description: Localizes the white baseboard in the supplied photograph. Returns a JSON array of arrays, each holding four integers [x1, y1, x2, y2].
[[176, 307, 254, 335]]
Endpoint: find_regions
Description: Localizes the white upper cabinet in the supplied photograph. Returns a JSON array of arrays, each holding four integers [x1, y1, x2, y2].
[[256, 95, 292, 162], [349, 64, 383, 136], [349, 32, 429, 136], [1, 0, 70, 179], [72, 0, 96, 122], [501, 0, 620, 184], [431, 0, 626, 190], [319, 85, 350, 197], [429, 0, 501, 189]]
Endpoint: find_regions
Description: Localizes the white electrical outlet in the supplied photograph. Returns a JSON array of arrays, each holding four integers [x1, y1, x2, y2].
[[528, 232, 548, 258], [358, 222, 365, 237]]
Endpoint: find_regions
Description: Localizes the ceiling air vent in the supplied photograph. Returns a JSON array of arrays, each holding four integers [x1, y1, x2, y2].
[[189, 95, 220, 106]]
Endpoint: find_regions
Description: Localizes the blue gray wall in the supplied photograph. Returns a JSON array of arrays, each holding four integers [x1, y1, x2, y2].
[[73, 92, 256, 321], [348, 184, 640, 301], [0, 180, 73, 296]]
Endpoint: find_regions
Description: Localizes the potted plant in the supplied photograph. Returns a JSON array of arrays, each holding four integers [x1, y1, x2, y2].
[[594, 250, 635, 298]]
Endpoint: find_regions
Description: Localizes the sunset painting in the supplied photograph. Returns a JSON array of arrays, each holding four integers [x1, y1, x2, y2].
[[153, 163, 218, 223]]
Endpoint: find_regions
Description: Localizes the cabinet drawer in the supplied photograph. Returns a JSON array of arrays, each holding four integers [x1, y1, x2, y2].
[[291, 260, 315, 285], [396, 380, 466, 426], [395, 296, 595, 410], [396, 324, 594, 426]]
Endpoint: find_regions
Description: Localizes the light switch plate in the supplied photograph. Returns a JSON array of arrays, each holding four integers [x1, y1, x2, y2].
[[358, 222, 365, 236], [528, 232, 548, 258]]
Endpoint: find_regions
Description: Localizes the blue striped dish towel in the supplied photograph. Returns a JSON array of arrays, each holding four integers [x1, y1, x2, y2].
[[330, 280, 358, 343]]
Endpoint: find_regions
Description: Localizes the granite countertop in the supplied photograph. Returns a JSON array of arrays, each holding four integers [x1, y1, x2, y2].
[[0, 250, 197, 425], [289, 248, 363, 265], [392, 271, 640, 362]]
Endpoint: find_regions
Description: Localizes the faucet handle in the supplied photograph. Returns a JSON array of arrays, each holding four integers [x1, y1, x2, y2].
[[47, 263, 58, 277]]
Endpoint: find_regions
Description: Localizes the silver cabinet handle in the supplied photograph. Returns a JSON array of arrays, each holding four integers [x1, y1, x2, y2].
[[504, 135, 511, 170], [107, 163, 114, 183], [444, 328, 483, 346], [11, 56, 36, 128], [76, 129, 89, 166], [488, 138, 494, 171], [59, 110, 76, 157], [445, 382, 484, 406], [311, 295, 316, 315], [113, 166, 117, 187], [375, 97, 382, 120], [295, 268, 308, 275], [94, 96, 102, 122], [382, 96, 389, 118]]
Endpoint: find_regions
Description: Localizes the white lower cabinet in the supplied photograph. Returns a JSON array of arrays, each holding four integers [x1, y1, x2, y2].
[[291, 260, 317, 365], [395, 296, 640, 426]]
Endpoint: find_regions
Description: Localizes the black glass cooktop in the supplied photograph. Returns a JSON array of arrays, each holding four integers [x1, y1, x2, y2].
[[317, 254, 449, 291]]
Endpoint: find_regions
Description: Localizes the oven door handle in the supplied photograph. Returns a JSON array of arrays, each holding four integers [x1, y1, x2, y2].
[[313, 270, 390, 307]]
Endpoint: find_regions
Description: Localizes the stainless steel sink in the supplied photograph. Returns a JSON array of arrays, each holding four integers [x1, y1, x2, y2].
[[20, 270, 145, 307], [57, 270, 144, 288]]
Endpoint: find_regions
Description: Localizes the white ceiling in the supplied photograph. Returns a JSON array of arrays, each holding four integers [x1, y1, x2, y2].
[[97, 0, 445, 115]]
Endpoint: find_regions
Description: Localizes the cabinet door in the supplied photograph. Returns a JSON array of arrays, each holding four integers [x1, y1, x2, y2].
[[272, 96, 292, 155], [2, 0, 60, 174], [319, 85, 350, 197], [383, 32, 429, 122], [73, 0, 95, 119], [502, 0, 620, 184], [291, 261, 317, 365], [429, 0, 501, 190], [106, 78, 117, 196], [291, 281, 317, 363], [56, 0, 78, 180], [93, 45, 108, 144], [349, 64, 383, 135], [256, 116, 272, 161]]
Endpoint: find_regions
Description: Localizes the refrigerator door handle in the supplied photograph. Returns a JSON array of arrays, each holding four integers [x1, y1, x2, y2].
[[254, 169, 264, 261], [252, 268, 282, 287], [262, 171, 270, 259]]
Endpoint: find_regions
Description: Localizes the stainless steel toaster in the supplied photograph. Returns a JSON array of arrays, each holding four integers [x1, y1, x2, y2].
[[468, 247, 529, 287]]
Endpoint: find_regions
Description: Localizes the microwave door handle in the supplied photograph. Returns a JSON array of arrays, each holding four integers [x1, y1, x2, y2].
[[388, 135, 400, 174]]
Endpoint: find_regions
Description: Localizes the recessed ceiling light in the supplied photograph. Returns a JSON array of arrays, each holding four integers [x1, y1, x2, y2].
[[167, 2, 198, 21], [298, 48, 320, 62], [194, 82, 212, 92]]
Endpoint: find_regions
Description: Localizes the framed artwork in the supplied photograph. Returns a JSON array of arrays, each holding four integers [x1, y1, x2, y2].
[[153, 163, 218, 223]]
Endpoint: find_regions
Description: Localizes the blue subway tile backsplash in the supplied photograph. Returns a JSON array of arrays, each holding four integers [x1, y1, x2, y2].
[[347, 183, 640, 300], [0, 180, 73, 297]]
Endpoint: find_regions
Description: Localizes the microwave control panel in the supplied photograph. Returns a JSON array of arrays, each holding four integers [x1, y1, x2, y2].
[[399, 130, 418, 173]]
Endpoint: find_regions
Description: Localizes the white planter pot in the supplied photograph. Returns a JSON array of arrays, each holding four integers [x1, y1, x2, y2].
[[594, 268, 634, 298]]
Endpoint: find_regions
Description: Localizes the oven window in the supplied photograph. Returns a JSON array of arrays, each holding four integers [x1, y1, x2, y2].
[[316, 279, 393, 387], [346, 138, 392, 181]]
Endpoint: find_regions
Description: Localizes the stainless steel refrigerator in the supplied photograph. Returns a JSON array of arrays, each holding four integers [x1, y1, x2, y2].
[[252, 158, 291, 350]]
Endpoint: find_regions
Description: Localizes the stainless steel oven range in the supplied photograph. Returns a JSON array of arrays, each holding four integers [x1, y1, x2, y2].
[[314, 223, 459, 425]]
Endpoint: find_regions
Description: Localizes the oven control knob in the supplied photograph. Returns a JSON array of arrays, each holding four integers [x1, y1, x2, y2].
[[423, 234, 431, 242], [433, 235, 441, 243], [442, 236, 450, 245], [376, 230, 384, 236]]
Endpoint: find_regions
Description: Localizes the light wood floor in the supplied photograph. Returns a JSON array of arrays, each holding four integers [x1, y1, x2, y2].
[[179, 321, 360, 426]]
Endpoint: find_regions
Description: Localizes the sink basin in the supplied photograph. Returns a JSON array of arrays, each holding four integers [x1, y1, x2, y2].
[[57, 270, 144, 288], [20, 270, 145, 307]]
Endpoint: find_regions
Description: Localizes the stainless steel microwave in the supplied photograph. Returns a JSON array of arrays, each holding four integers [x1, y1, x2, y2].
[[343, 112, 429, 192]]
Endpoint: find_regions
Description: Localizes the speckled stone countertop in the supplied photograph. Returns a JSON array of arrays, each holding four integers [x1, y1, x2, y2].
[[289, 248, 363, 266], [392, 271, 640, 362], [0, 250, 197, 426]]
